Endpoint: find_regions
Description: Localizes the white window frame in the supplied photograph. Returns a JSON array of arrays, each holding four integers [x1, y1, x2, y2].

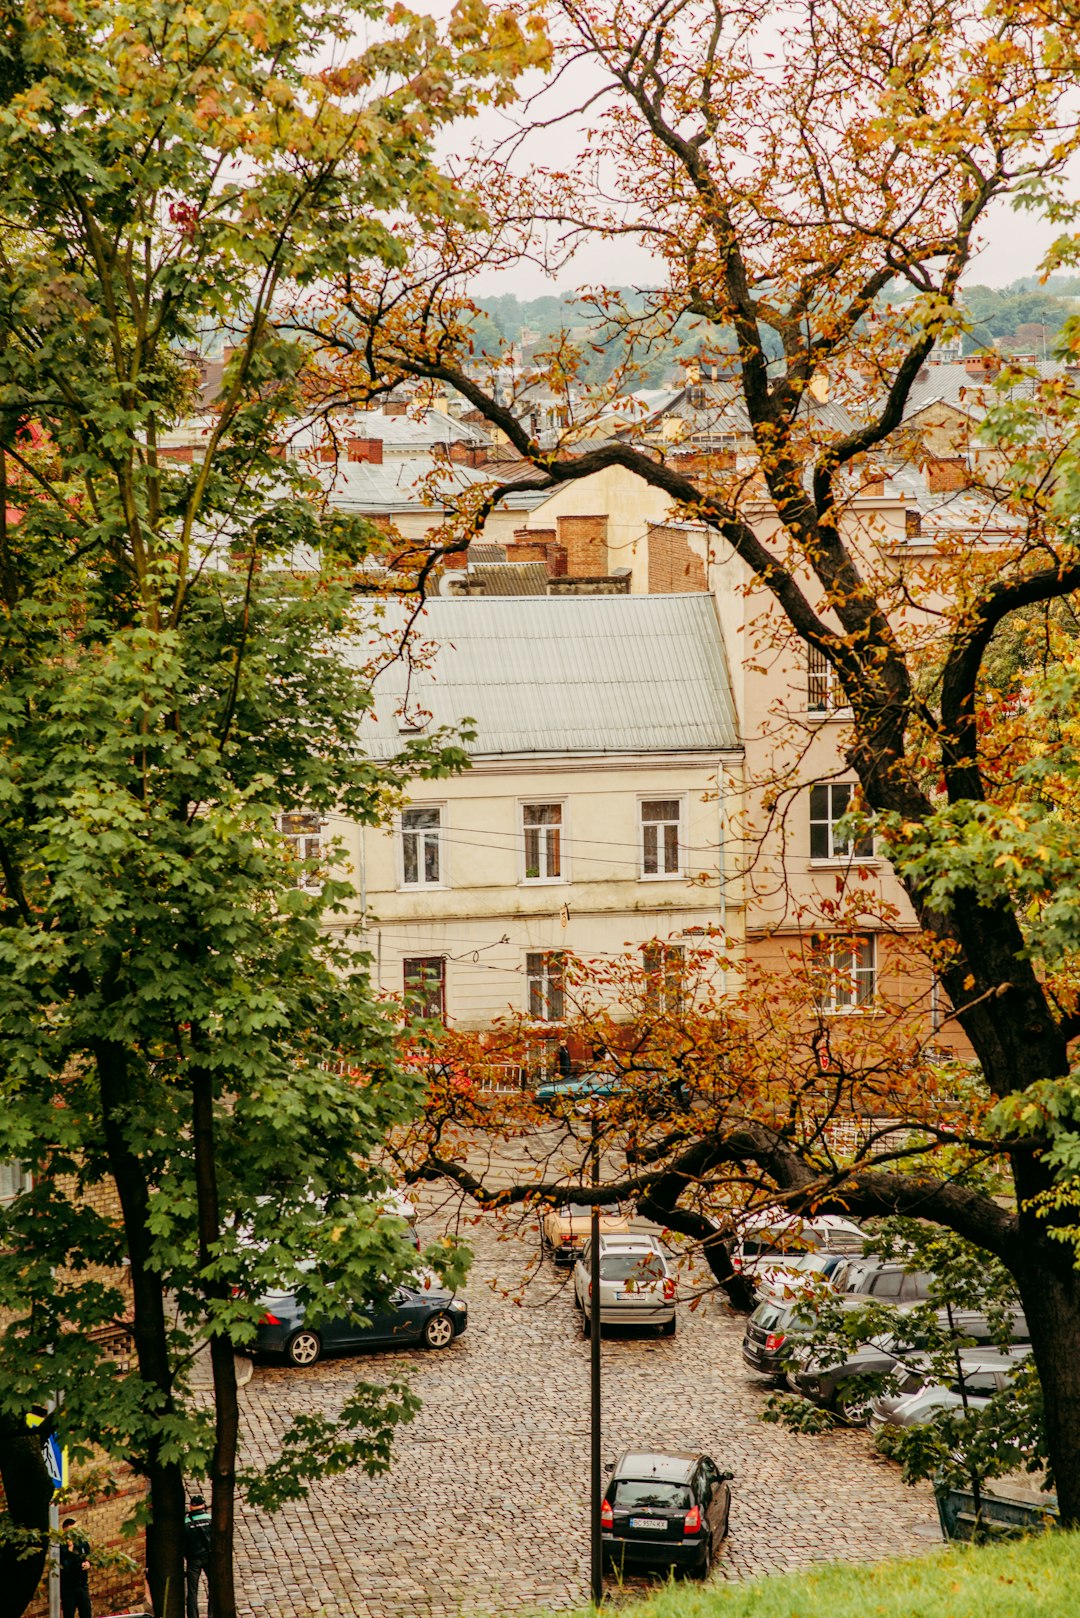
[[520, 799, 567, 885], [639, 795, 685, 880], [0, 1161, 30, 1202], [809, 783, 874, 862], [278, 811, 324, 890], [526, 951, 566, 1023], [399, 804, 445, 890], [642, 942, 685, 1014], [811, 934, 876, 1014]]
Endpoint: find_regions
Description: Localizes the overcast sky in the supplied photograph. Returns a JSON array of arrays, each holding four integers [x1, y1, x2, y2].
[[382, 3, 1076, 301]]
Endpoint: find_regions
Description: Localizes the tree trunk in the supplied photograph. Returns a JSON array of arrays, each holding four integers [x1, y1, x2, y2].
[[637, 1185, 756, 1312], [1013, 1223, 1080, 1527], [0, 1414, 52, 1618], [192, 1066, 238, 1618], [96, 1039, 187, 1618]]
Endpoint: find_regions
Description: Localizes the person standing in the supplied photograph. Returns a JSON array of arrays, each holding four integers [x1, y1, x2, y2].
[[184, 1494, 212, 1618], [59, 1516, 92, 1618]]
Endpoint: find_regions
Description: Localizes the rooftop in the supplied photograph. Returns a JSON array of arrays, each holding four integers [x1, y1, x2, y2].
[[322, 455, 548, 514], [353, 594, 739, 760]]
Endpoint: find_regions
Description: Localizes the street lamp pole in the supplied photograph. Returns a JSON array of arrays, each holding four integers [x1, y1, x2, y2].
[[589, 1111, 602, 1606]]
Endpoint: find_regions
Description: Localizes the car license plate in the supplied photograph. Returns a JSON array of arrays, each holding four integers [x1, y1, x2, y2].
[[630, 1517, 667, 1531]]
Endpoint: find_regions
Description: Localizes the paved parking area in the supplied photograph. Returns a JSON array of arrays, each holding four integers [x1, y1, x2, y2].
[[233, 1202, 939, 1618]]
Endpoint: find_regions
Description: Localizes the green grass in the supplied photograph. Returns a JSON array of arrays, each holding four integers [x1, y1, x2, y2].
[[590, 1532, 1079, 1618]]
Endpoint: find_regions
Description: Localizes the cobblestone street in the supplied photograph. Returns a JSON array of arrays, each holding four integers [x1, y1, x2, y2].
[[234, 1201, 940, 1618]]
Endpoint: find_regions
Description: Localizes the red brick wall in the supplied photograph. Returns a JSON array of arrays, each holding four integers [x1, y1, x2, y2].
[[556, 514, 608, 576], [647, 524, 707, 592], [505, 539, 567, 576], [925, 456, 969, 492], [346, 437, 383, 464]]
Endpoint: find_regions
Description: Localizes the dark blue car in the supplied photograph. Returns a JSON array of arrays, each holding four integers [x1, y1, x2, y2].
[[255, 1280, 467, 1366]]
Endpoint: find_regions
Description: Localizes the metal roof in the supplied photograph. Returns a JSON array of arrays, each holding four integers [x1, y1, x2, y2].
[[322, 456, 548, 514], [352, 594, 738, 759]]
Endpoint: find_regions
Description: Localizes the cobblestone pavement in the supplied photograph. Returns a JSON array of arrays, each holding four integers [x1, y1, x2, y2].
[[233, 1201, 940, 1618]]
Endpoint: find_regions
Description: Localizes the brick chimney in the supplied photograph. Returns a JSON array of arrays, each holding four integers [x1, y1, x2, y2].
[[964, 351, 1000, 378], [557, 514, 609, 576], [506, 530, 567, 577], [347, 436, 383, 464], [448, 441, 489, 468], [926, 456, 969, 492], [383, 398, 409, 417]]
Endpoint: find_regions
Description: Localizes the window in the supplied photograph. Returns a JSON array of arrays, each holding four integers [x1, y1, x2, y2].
[[643, 942, 685, 1013], [807, 645, 844, 712], [401, 807, 442, 887], [527, 952, 565, 1022], [641, 799, 681, 876], [612, 1479, 692, 1511], [809, 783, 873, 860], [403, 957, 446, 1021], [811, 933, 876, 1013], [279, 811, 322, 888], [0, 1162, 29, 1202], [523, 803, 562, 881]]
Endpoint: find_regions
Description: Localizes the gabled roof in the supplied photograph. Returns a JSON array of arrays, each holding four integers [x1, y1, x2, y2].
[[899, 360, 1066, 421], [352, 594, 739, 759]]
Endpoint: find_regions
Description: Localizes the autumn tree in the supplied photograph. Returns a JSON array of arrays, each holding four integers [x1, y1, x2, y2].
[[305, 0, 1080, 1521], [0, 3, 546, 1616]]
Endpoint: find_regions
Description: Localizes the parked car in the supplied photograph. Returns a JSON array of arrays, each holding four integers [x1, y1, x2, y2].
[[254, 1278, 467, 1365], [535, 1066, 688, 1114], [831, 1257, 936, 1304], [602, 1449, 732, 1579], [787, 1305, 1030, 1419], [536, 1069, 628, 1106], [867, 1348, 1031, 1433], [573, 1236, 676, 1335], [730, 1210, 866, 1281], [741, 1294, 827, 1378], [541, 1200, 631, 1266], [746, 1249, 849, 1303]]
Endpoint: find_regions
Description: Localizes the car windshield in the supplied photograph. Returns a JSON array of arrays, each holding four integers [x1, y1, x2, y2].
[[600, 1252, 665, 1283], [612, 1479, 691, 1511], [564, 1203, 620, 1219]]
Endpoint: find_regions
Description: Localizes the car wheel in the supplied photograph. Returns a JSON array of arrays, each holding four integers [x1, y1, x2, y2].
[[660, 1315, 677, 1337], [689, 1541, 711, 1580], [582, 1311, 592, 1337], [422, 1311, 455, 1350], [834, 1386, 871, 1425], [285, 1329, 322, 1367]]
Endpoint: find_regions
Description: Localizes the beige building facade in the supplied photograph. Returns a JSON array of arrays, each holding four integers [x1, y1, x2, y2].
[[334, 594, 743, 1030]]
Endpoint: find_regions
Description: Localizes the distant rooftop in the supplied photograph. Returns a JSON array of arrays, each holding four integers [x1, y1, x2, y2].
[[353, 594, 739, 759], [322, 456, 548, 515]]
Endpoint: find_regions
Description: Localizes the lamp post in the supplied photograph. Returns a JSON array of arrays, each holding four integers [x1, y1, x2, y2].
[[588, 1110, 602, 1606]]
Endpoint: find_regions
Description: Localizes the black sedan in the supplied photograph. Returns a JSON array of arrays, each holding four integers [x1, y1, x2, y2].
[[254, 1280, 467, 1366], [602, 1450, 732, 1579]]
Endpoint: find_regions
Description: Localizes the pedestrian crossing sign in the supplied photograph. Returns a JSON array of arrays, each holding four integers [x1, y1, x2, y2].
[[25, 1411, 68, 1491]]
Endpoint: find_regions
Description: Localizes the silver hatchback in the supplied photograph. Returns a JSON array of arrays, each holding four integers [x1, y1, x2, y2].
[[573, 1237, 677, 1336]]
